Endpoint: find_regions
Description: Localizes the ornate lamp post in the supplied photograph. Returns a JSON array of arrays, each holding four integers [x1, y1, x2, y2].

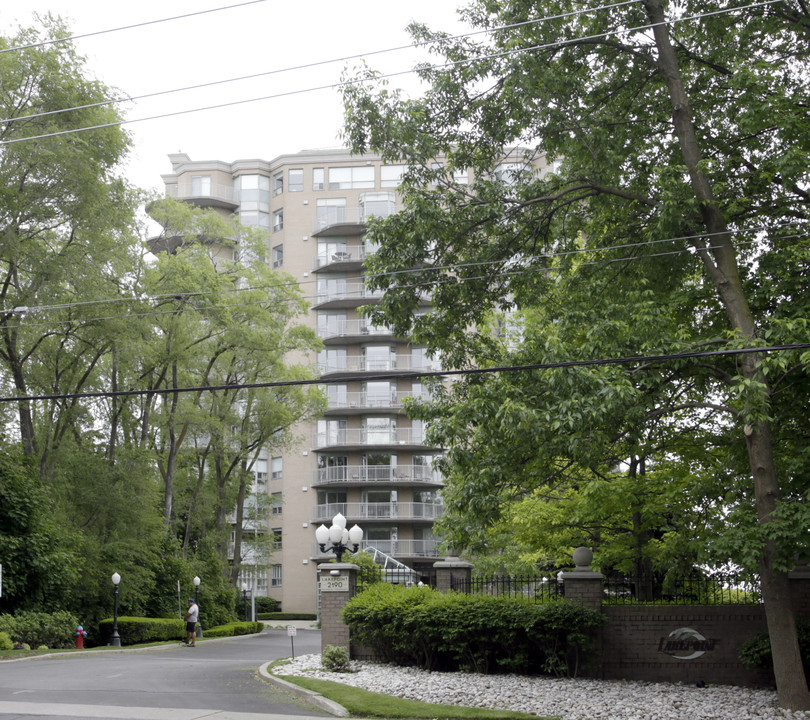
[[193, 576, 201, 638], [241, 582, 249, 621], [315, 512, 363, 562], [111, 572, 121, 647]]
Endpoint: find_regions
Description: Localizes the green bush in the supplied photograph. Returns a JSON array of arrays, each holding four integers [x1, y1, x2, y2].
[[739, 622, 810, 671], [203, 621, 263, 638], [322, 644, 351, 672], [258, 612, 316, 621], [254, 596, 281, 613], [0, 631, 13, 651], [0, 611, 78, 649], [342, 584, 603, 676], [97, 617, 184, 645]]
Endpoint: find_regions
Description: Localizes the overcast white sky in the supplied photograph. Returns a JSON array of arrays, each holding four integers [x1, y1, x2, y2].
[[3, 0, 469, 194]]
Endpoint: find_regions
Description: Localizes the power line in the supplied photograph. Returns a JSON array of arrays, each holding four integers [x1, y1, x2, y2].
[[0, 0, 268, 55], [0, 1, 640, 127], [0, 0, 781, 147], [2, 229, 800, 331], [0, 343, 806, 404], [1, 223, 803, 328]]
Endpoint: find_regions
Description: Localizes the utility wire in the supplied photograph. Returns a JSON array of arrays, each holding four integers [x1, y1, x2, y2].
[[3, 231, 800, 330], [0, 343, 807, 403], [0, 0, 639, 126], [0, 0, 268, 55], [1, 223, 803, 325], [0, 0, 781, 147]]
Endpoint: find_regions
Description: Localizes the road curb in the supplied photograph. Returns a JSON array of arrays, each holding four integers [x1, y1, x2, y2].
[[258, 662, 349, 717]]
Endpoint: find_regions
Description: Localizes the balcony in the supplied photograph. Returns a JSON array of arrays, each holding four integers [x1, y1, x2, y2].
[[312, 202, 397, 237], [317, 354, 442, 377], [313, 246, 370, 272], [167, 182, 239, 211], [313, 427, 440, 451], [313, 282, 385, 309], [312, 539, 442, 560], [317, 319, 395, 343], [312, 502, 443, 523], [325, 390, 431, 414], [312, 464, 444, 486]]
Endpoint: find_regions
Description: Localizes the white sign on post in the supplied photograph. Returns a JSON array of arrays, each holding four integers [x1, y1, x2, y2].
[[287, 625, 297, 636], [321, 574, 349, 592]]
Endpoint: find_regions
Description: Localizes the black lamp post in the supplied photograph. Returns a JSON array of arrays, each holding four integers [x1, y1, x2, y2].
[[315, 512, 363, 562], [111, 572, 121, 647], [242, 583, 249, 621]]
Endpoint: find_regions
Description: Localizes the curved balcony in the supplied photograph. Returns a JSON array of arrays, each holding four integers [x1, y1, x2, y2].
[[313, 427, 441, 451], [313, 282, 385, 309], [312, 539, 442, 560], [312, 464, 444, 487], [324, 390, 430, 414], [167, 182, 239, 210], [313, 246, 369, 272], [317, 354, 442, 378], [311, 502, 443, 524], [317, 319, 395, 344]]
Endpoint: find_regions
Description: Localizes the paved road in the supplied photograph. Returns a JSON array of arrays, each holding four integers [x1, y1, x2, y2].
[[0, 627, 330, 720]]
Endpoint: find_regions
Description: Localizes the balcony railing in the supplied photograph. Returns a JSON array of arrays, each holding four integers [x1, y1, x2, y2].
[[313, 427, 429, 449], [313, 282, 385, 307], [313, 539, 442, 559], [167, 182, 238, 207], [317, 354, 442, 375], [326, 390, 431, 411], [316, 319, 394, 341], [313, 464, 444, 486], [313, 205, 397, 234], [313, 246, 371, 270], [312, 502, 443, 523]]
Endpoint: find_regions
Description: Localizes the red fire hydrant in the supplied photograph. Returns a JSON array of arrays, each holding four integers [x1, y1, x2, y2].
[[75, 625, 86, 649]]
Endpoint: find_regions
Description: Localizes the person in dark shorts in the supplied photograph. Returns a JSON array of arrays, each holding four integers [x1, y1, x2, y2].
[[183, 598, 199, 646]]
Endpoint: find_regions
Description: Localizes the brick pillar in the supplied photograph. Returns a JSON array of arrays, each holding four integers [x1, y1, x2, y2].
[[789, 561, 810, 621], [433, 556, 474, 593], [317, 562, 359, 653], [560, 547, 604, 611]]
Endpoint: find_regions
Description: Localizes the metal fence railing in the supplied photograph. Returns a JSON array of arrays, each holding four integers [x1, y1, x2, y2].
[[451, 575, 564, 602], [601, 574, 762, 606]]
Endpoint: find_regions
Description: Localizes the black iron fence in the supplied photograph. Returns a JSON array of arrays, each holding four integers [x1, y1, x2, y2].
[[450, 575, 564, 602], [601, 574, 762, 605]]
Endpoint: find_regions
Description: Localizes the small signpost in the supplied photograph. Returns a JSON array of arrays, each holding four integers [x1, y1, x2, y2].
[[287, 624, 297, 658]]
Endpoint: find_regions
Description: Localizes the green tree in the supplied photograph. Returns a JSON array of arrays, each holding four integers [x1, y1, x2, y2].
[[0, 17, 143, 470], [341, 0, 810, 707]]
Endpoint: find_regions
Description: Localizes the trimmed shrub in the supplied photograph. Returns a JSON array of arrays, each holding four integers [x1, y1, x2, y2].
[[322, 644, 351, 672], [0, 611, 78, 649], [0, 631, 13, 651], [97, 617, 184, 645], [254, 596, 281, 613], [342, 583, 603, 675], [739, 622, 810, 672], [204, 621, 263, 638], [258, 612, 316, 621]]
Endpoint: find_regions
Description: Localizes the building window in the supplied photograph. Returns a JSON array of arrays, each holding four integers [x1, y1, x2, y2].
[[273, 209, 284, 232], [313, 167, 325, 190], [272, 244, 283, 268], [380, 165, 406, 187], [328, 166, 374, 190], [191, 175, 211, 196], [271, 457, 283, 479], [271, 492, 282, 514], [289, 169, 303, 192], [271, 564, 282, 587], [273, 172, 283, 195], [236, 174, 270, 210], [360, 192, 396, 221], [272, 528, 282, 549], [316, 198, 347, 229]]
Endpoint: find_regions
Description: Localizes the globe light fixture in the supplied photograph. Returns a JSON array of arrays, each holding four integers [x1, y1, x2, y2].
[[315, 513, 363, 562], [111, 572, 122, 647]]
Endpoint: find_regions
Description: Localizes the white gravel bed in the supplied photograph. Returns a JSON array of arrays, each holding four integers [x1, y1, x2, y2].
[[278, 653, 810, 720]]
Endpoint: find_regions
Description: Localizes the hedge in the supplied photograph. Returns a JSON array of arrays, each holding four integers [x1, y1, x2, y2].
[[203, 621, 263, 638], [342, 583, 603, 676], [0, 611, 78, 649], [258, 612, 316, 621], [98, 617, 184, 645]]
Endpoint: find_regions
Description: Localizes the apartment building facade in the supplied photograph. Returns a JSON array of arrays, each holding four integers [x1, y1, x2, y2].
[[160, 148, 449, 613]]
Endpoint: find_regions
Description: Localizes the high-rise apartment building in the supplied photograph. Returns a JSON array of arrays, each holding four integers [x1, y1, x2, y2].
[[160, 148, 449, 613]]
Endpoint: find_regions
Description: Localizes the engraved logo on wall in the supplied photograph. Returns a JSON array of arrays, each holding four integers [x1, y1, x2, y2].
[[657, 627, 718, 660]]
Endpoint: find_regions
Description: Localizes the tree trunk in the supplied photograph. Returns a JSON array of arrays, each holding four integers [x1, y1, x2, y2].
[[229, 473, 249, 586], [643, 0, 810, 707]]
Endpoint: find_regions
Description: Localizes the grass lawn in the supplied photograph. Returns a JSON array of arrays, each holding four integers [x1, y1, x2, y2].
[[275, 670, 548, 720]]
